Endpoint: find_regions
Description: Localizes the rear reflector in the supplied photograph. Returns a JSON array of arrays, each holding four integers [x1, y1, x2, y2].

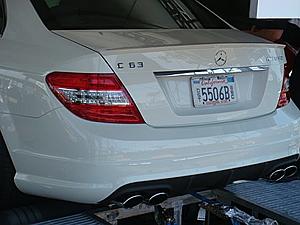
[[46, 72, 144, 124]]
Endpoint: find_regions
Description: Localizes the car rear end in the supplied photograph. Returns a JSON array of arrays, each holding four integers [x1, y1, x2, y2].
[[7, 0, 300, 204]]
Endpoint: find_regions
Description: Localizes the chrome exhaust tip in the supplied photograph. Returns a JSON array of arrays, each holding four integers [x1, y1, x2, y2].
[[285, 165, 298, 178], [269, 169, 285, 182], [122, 195, 144, 208], [148, 192, 168, 205]]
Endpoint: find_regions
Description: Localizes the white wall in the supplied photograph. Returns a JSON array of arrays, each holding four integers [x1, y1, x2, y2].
[[250, 0, 300, 18]]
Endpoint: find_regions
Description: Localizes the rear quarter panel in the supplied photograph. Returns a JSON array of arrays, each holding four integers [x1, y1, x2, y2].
[[0, 0, 112, 117], [0, 0, 112, 176]]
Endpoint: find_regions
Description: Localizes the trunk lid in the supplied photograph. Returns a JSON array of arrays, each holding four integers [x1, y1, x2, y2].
[[54, 29, 286, 127]]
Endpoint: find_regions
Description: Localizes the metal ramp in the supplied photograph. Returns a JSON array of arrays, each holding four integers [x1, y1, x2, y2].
[[215, 179, 300, 225], [34, 213, 109, 225], [3, 179, 299, 225], [33, 179, 300, 225]]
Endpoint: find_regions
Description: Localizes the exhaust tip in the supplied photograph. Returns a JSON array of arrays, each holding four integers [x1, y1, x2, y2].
[[148, 192, 168, 205], [269, 169, 285, 182], [122, 195, 144, 208], [285, 165, 298, 178]]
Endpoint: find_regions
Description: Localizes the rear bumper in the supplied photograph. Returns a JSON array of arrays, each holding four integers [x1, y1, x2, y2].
[[6, 101, 300, 204]]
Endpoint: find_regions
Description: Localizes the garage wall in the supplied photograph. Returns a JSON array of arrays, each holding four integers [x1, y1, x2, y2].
[[250, 0, 300, 18]]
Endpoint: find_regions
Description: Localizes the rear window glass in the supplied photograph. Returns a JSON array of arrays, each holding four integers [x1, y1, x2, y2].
[[30, 0, 230, 30]]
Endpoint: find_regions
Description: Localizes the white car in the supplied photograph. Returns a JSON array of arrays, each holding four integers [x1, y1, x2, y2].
[[0, 0, 300, 209]]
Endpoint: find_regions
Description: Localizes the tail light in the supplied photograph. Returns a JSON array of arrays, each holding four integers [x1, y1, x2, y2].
[[277, 69, 290, 109], [46, 72, 144, 124]]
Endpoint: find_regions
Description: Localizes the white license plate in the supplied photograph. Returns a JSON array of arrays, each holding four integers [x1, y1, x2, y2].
[[191, 75, 237, 107]]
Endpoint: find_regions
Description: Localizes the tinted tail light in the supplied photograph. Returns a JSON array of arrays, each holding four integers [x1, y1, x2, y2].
[[277, 70, 290, 109], [46, 72, 144, 124]]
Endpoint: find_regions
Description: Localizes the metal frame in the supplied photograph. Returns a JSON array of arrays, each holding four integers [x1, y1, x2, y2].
[[215, 187, 300, 225], [94, 192, 213, 225]]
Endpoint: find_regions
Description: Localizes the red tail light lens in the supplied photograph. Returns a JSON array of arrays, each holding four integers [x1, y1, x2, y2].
[[46, 72, 144, 124], [277, 71, 290, 109]]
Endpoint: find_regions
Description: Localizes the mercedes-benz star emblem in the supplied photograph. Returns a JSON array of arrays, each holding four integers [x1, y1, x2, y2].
[[214, 50, 227, 66]]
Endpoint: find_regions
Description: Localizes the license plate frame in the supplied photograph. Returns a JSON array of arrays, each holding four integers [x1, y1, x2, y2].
[[191, 75, 238, 108]]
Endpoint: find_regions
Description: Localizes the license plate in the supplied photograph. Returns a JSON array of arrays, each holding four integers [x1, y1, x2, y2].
[[191, 75, 237, 107]]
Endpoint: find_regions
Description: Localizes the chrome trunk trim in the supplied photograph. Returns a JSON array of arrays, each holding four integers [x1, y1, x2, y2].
[[154, 66, 268, 78]]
